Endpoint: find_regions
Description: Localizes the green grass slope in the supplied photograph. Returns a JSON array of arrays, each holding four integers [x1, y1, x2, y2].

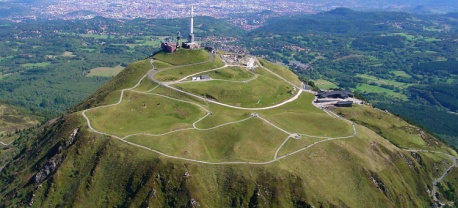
[[72, 59, 152, 111], [154, 55, 225, 81], [258, 58, 302, 87], [193, 66, 255, 81], [1, 54, 457, 207], [153, 49, 210, 66], [258, 93, 353, 137], [440, 168, 458, 205], [126, 118, 287, 162], [86, 91, 206, 137], [173, 67, 296, 108], [1, 112, 454, 207], [0, 104, 40, 136], [334, 105, 456, 155]]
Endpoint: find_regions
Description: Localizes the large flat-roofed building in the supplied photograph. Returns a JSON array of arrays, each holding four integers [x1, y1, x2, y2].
[[316, 90, 354, 99]]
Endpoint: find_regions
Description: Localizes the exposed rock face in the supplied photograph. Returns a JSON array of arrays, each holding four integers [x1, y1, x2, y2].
[[369, 171, 392, 201], [399, 152, 420, 173], [66, 127, 79, 148], [34, 156, 64, 184], [410, 152, 424, 166], [34, 128, 79, 184]]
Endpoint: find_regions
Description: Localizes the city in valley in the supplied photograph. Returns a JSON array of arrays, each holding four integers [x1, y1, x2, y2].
[[2, 0, 451, 28]]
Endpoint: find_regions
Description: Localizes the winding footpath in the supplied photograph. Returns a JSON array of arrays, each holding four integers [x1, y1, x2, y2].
[[0, 141, 14, 146], [147, 63, 304, 111], [82, 54, 357, 165], [80, 53, 457, 204], [406, 150, 458, 205]]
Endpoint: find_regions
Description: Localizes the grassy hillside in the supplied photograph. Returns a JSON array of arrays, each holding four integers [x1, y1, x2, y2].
[[153, 49, 210, 66], [154, 55, 225, 81], [72, 59, 152, 111], [194, 66, 255, 81], [258, 58, 302, 87], [1, 112, 454, 207], [0, 104, 40, 136], [86, 65, 124, 77], [1, 51, 457, 207], [173, 71, 295, 108], [126, 118, 287, 162], [86, 91, 206, 137], [334, 105, 456, 154]]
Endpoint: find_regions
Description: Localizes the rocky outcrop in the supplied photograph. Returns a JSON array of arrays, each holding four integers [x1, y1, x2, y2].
[[399, 152, 420, 173], [66, 127, 79, 148], [369, 171, 393, 201], [34, 155, 64, 184], [410, 152, 424, 166], [33, 128, 79, 184]]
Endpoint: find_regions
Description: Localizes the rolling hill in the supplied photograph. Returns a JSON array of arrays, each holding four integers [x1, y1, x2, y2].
[[0, 49, 457, 207]]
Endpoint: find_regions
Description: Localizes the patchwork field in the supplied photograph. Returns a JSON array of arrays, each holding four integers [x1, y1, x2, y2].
[[357, 74, 413, 88], [354, 83, 408, 100]]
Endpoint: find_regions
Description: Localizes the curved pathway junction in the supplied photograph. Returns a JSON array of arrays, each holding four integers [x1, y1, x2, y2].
[[80, 53, 457, 204]]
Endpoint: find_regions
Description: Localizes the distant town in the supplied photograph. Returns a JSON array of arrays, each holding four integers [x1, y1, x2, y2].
[[2, 0, 435, 29]]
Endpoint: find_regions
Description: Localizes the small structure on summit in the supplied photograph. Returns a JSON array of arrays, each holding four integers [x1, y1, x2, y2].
[[161, 5, 199, 52], [200, 74, 210, 80], [161, 31, 181, 53], [191, 74, 210, 81]]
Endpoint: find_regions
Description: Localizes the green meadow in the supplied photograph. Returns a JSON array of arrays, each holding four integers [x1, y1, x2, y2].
[[173, 69, 296, 108], [87, 65, 125, 77], [154, 55, 225, 81]]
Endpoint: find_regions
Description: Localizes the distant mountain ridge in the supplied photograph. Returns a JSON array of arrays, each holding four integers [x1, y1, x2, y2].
[[1, 0, 458, 20], [252, 8, 415, 35]]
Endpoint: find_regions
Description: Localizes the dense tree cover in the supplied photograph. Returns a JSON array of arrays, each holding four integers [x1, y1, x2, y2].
[[258, 8, 419, 35], [412, 61, 458, 75], [408, 84, 458, 112], [351, 36, 406, 51]]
